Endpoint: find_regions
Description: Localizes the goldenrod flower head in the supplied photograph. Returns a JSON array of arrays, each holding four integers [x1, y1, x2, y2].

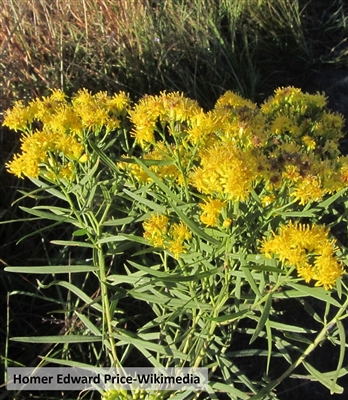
[[49, 88, 67, 103], [282, 164, 301, 183], [261, 222, 344, 290], [72, 89, 128, 131], [34, 89, 68, 124], [215, 91, 257, 111], [302, 135, 316, 151], [261, 195, 276, 207], [3, 100, 36, 132], [190, 142, 260, 202], [187, 111, 216, 145], [106, 91, 131, 114], [129, 91, 201, 147], [143, 214, 169, 248], [199, 198, 225, 227], [170, 222, 192, 242], [290, 175, 327, 205], [167, 239, 186, 259], [261, 87, 326, 117], [315, 112, 344, 140], [143, 214, 191, 259], [6, 152, 40, 178]]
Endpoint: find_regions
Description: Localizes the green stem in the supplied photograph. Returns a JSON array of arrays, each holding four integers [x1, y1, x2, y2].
[[58, 183, 118, 366], [96, 246, 119, 366]]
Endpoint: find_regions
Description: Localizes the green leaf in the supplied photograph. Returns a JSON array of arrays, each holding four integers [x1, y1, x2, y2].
[[50, 240, 95, 248], [134, 158, 183, 205], [80, 157, 100, 186], [89, 141, 118, 173], [287, 283, 341, 308], [37, 280, 103, 312], [39, 356, 108, 370], [269, 320, 316, 334], [277, 211, 318, 218], [5, 265, 98, 273], [11, 335, 102, 343], [112, 330, 187, 360], [19, 206, 81, 227], [123, 188, 166, 213], [127, 260, 221, 282], [265, 319, 272, 374], [75, 311, 102, 336], [303, 361, 343, 394], [102, 217, 135, 226], [208, 382, 249, 399], [30, 178, 68, 201], [242, 266, 262, 299], [205, 309, 252, 324], [72, 229, 88, 237], [169, 201, 220, 245], [32, 205, 73, 215], [250, 294, 272, 344], [331, 320, 346, 393], [317, 188, 348, 210], [128, 290, 213, 311], [97, 235, 128, 244]]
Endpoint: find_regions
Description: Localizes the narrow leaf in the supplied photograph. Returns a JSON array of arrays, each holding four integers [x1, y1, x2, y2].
[[331, 320, 346, 394], [287, 283, 341, 308], [75, 311, 101, 336], [50, 240, 94, 248], [303, 361, 343, 394], [250, 294, 272, 344], [11, 335, 102, 343], [123, 188, 166, 213], [5, 265, 97, 274]]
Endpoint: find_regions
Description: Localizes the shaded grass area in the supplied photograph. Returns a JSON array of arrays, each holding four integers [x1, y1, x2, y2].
[[1, 1, 348, 399]]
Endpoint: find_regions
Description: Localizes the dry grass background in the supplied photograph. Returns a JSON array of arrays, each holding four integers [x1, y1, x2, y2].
[[0, 0, 331, 112]]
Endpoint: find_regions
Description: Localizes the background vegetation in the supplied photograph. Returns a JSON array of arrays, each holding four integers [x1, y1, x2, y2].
[[1, 0, 348, 399]]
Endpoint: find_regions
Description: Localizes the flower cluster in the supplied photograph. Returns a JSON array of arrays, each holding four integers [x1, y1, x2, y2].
[[129, 91, 202, 148], [4, 87, 348, 287], [4, 89, 131, 179], [199, 198, 228, 227], [190, 142, 261, 202], [261, 222, 344, 290], [142, 214, 191, 259], [126, 87, 348, 209]]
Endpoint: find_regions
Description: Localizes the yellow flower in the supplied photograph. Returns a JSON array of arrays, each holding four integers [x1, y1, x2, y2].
[[302, 135, 316, 150], [6, 152, 39, 178], [215, 91, 257, 110], [199, 198, 225, 227], [3, 100, 36, 132], [106, 91, 131, 114], [167, 239, 186, 259], [143, 214, 169, 248], [170, 222, 191, 242], [291, 175, 327, 205], [190, 143, 260, 202], [129, 91, 201, 147], [313, 255, 344, 290], [261, 195, 276, 207], [260, 222, 344, 290]]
